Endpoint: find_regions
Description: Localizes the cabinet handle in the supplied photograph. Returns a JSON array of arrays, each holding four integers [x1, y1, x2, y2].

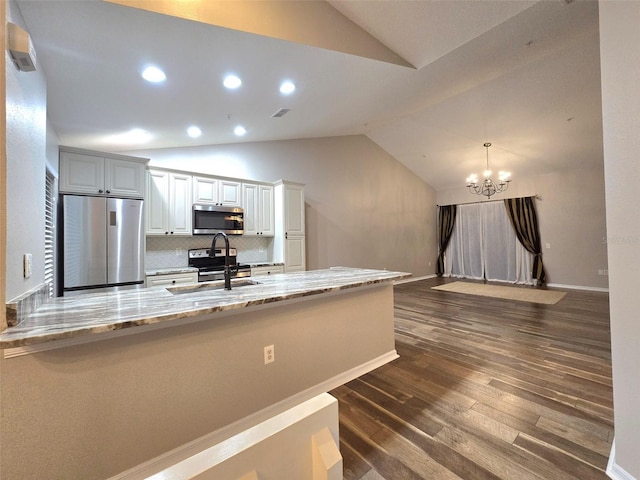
[[285, 232, 288, 239], [165, 231, 169, 235], [172, 280, 176, 284], [106, 190, 111, 194], [98, 189, 104, 194], [170, 231, 174, 235]]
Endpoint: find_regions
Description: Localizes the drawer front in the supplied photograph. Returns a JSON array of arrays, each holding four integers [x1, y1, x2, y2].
[[251, 265, 284, 277], [146, 272, 198, 287]]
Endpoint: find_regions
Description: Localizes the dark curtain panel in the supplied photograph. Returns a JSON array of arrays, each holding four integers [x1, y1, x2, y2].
[[504, 197, 546, 283], [436, 205, 457, 276]]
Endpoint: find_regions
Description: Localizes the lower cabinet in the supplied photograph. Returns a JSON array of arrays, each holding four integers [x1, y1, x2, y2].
[[146, 272, 198, 287], [284, 236, 306, 272], [251, 265, 284, 277]]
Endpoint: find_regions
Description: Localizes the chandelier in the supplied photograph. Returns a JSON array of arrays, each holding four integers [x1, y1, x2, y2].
[[466, 142, 511, 199]]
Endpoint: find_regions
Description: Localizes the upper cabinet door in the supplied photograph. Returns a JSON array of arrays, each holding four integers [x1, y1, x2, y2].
[[169, 173, 192, 235], [146, 170, 170, 235], [219, 180, 242, 207], [105, 158, 145, 198], [193, 176, 219, 204], [258, 184, 275, 236], [241, 183, 259, 236], [193, 176, 241, 206], [60, 150, 145, 198], [59, 152, 105, 195], [146, 170, 192, 236], [242, 183, 274, 236]]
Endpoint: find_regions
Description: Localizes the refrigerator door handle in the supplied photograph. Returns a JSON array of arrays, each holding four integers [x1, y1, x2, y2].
[[109, 211, 117, 226]]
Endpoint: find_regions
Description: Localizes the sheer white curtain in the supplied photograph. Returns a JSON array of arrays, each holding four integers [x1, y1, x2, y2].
[[444, 201, 533, 284]]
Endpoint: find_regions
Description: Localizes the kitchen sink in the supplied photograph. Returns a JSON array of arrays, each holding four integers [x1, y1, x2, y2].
[[167, 279, 261, 295]]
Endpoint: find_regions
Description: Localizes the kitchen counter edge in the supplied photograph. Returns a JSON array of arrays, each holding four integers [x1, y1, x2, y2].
[[0, 267, 410, 349]]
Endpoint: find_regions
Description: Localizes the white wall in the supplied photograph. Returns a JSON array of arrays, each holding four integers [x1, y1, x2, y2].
[[599, 2, 640, 478], [437, 164, 608, 289], [5, 0, 48, 301], [128, 135, 437, 277]]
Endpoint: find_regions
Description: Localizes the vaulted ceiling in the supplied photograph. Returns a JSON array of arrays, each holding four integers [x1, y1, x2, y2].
[[16, 0, 603, 191]]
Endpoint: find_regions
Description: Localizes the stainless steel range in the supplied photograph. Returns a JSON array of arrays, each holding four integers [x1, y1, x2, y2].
[[188, 248, 252, 282]]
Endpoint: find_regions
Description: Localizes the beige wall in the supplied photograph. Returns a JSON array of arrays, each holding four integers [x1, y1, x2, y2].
[[599, 2, 640, 478], [0, 285, 395, 478], [128, 135, 438, 277], [437, 164, 608, 289]]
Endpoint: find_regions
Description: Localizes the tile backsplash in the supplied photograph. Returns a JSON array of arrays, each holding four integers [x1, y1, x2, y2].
[[145, 235, 272, 270]]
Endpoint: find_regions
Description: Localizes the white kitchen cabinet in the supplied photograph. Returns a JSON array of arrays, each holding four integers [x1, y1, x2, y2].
[[284, 183, 305, 236], [259, 184, 275, 236], [193, 176, 241, 207], [284, 237, 305, 272], [274, 181, 306, 272], [59, 149, 146, 198], [146, 170, 192, 236], [251, 265, 284, 277], [219, 179, 242, 206], [242, 182, 274, 236], [192, 176, 218, 204], [145, 271, 198, 287]]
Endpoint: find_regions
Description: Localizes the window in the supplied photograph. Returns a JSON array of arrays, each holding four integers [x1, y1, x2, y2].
[[44, 170, 56, 296], [444, 201, 533, 284]]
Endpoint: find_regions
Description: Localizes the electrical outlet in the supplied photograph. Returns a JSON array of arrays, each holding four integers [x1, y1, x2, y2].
[[23, 253, 32, 278], [264, 344, 275, 365]]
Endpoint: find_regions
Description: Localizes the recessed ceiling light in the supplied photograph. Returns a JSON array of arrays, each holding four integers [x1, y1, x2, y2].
[[280, 81, 296, 95], [142, 66, 166, 83], [234, 125, 247, 136], [224, 75, 242, 89], [187, 126, 202, 138]]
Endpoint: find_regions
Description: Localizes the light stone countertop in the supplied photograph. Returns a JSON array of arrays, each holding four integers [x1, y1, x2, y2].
[[0, 267, 410, 349]]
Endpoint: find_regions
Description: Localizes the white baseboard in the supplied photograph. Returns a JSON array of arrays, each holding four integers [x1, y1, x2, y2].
[[547, 282, 609, 293], [607, 440, 638, 480]]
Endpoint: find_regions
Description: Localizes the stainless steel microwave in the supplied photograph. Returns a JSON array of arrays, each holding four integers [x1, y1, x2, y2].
[[192, 204, 244, 235]]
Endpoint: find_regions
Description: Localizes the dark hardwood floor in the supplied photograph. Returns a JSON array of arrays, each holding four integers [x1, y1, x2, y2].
[[332, 277, 613, 480]]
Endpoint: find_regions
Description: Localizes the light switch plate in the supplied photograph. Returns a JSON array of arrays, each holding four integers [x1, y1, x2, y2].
[[23, 253, 32, 278]]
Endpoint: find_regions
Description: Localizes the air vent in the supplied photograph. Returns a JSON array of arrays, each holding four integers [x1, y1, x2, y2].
[[272, 108, 291, 118]]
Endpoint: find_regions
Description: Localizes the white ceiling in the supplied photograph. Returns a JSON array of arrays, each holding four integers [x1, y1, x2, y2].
[[15, 0, 603, 191]]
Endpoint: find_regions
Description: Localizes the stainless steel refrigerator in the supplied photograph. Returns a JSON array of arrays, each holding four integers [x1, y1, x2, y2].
[[61, 195, 144, 296]]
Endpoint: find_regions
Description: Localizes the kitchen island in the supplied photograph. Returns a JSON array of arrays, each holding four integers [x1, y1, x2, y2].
[[0, 267, 408, 479]]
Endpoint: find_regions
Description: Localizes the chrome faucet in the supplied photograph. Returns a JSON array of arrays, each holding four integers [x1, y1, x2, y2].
[[210, 232, 232, 290]]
